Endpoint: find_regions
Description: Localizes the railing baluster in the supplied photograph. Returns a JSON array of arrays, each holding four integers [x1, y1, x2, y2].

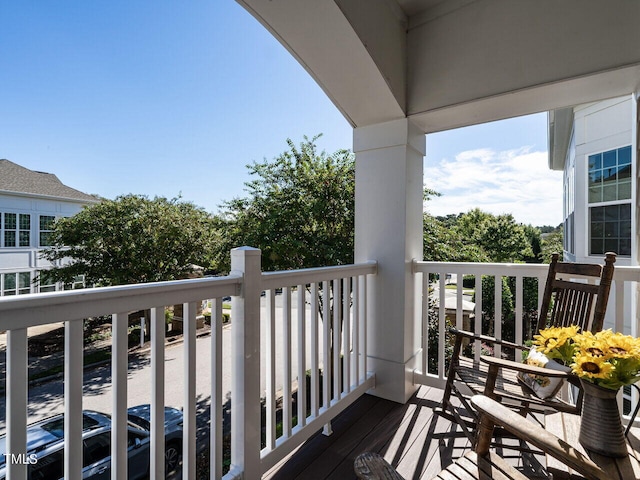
[[211, 298, 223, 480], [515, 275, 523, 349], [6, 327, 28, 480], [150, 305, 166, 480], [352, 276, 359, 387], [112, 312, 129, 480], [615, 280, 625, 333], [421, 272, 429, 375], [310, 283, 319, 418], [65, 319, 83, 480], [322, 280, 332, 436], [438, 272, 446, 379], [297, 284, 307, 428], [494, 276, 502, 358], [456, 280, 463, 330], [333, 278, 342, 402], [283, 286, 292, 437], [474, 274, 482, 364], [265, 289, 277, 450], [342, 277, 350, 393], [361, 274, 367, 382], [183, 301, 197, 479]]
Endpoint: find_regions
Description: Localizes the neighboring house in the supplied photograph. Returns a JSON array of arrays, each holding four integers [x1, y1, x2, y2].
[[548, 94, 639, 332], [0, 159, 99, 295]]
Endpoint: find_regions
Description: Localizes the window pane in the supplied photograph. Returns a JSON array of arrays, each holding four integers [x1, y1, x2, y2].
[[620, 203, 632, 218], [619, 239, 632, 256], [602, 167, 616, 184], [617, 164, 631, 179], [19, 231, 30, 247], [4, 231, 16, 247], [4, 213, 16, 229], [604, 205, 619, 221], [604, 221, 619, 237], [604, 239, 618, 253], [591, 206, 604, 221], [591, 239, 604, 255], [588, 186, 602, 203], [19, 272, 30, 289], [618, 145, 632, 165], [618, 180, 631, 200], [4, 273, 16, 291], [589, 153, 602, 170], [19, 214, 30, 230], [40, 232, 53, 246], [40, 215, 55, 230], [603, 150, 616, 168], [592, 221, 604, 238], [603, 184, 617, 202]]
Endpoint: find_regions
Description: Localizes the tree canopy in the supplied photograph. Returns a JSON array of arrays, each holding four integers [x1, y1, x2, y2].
[[42, 194, 216, 286], [423, 207, 540, 263], [212, 135, 354, 272]]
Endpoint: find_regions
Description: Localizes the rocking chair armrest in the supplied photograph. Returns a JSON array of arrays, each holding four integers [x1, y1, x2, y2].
[[479, 355, 571, 378], [448, 327, 522, 350], [471, 395, 608, 480]]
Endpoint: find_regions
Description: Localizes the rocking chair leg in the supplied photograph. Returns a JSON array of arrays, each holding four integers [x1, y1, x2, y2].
[[441, 333, 463, 410]]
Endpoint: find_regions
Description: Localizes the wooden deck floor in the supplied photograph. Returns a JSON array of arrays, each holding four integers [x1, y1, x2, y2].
[[264, 385, 478, 480]]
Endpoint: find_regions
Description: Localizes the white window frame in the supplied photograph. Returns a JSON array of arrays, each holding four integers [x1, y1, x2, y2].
[[586, 144, 633, 258], [1, 212, 31, 248]]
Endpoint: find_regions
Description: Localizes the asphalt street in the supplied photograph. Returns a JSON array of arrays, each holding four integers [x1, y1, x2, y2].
[[0, 290, 318, 433]]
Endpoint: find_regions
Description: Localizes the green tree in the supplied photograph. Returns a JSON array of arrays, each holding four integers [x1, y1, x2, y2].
[[213, 135, 354, 272], [452, 209, 533, 263], [522, 224, 543, 263], [423, 212, 487, 262], [42, 194, 216, 286], [541, 228, 564, 263]]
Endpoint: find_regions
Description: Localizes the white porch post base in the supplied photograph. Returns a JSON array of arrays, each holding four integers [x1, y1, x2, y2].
[[354, 118, 425, 404], [366, 351, 422, 403]]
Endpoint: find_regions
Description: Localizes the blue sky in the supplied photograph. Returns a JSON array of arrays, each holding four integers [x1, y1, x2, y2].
[[0, 1, 562, 227]]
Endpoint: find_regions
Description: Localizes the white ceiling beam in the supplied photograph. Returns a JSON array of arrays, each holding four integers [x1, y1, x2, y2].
[[238, 0, 406, 127]]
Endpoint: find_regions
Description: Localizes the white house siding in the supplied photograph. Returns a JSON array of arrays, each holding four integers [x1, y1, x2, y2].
[[561, 95, 637, 334], [0, 192, 89, 295]]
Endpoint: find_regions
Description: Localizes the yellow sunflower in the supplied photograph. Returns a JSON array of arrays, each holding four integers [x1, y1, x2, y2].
[[574, 332, 610, 358], [572, 353, 614, 380], [606, 332, 640, 359], [533, 325, 579, 354]]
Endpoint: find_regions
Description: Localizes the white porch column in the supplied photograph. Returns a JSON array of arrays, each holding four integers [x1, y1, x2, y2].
[[354, 118, 425, 404]]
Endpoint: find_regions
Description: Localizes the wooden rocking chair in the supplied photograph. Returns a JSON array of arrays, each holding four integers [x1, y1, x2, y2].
[[440, 252, 616, 441], [354, 395, 607, 480]]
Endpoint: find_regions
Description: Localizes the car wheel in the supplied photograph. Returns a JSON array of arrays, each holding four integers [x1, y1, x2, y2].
[[165, 442, 181, 474]]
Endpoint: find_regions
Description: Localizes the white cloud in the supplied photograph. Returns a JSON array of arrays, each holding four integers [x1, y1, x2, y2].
[[424, 147, 563, 227]]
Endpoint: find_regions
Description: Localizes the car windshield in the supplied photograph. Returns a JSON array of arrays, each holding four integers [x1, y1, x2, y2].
[[40, 415, 100, 438]]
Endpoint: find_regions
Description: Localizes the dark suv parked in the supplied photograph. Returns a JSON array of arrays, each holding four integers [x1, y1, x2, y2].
[[0, 405, 182, 479]]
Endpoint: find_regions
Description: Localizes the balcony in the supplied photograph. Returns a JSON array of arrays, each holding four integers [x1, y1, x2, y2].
[[1, 250, 639, 479]]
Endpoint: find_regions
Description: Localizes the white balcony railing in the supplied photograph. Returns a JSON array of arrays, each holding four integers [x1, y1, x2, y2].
[[4, 254, 638, 479], [413, 260, 640, 426], [0, 247, 376, 480]]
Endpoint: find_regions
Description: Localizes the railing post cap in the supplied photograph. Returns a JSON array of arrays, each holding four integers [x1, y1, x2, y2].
[[231, 246, 261, 255]]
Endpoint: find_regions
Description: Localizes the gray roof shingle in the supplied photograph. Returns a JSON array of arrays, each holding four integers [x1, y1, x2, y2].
[[0, 159, 99, 203]]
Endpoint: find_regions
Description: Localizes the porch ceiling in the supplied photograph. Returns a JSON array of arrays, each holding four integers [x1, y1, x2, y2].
[[238, 0, 640, 133]]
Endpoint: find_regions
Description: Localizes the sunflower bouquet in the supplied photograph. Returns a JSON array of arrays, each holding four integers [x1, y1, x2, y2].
[[533, 326, 640, 390]]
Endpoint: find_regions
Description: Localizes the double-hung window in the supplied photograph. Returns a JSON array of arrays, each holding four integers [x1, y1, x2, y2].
[[39, 215, 56, 246], [2, 272, 31, 296], [588, 145, 632, 256], [2, 212, 31, 247]]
